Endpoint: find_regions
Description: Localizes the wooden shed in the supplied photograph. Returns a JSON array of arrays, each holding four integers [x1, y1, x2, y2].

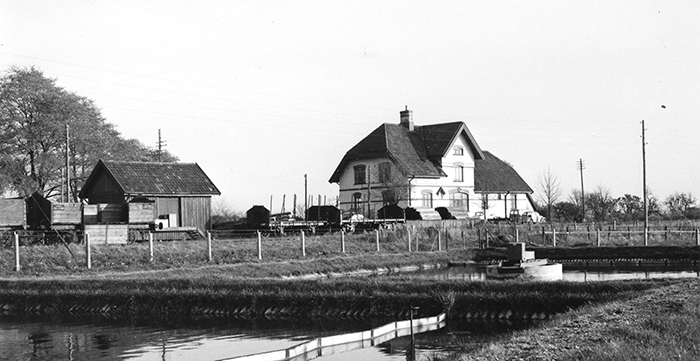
[[78, 160, 221, 236]]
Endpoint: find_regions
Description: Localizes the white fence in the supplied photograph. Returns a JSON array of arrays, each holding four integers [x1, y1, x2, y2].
[[218, 313, 447, 361]]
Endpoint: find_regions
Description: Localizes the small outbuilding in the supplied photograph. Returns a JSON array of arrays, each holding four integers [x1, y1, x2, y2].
[[79, 160, 221, 236]]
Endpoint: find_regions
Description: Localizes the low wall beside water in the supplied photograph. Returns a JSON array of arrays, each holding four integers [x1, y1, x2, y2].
[[219, 313, 446, 361]]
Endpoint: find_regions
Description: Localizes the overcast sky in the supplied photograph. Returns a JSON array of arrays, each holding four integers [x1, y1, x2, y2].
[[2, 1, 699, 212]]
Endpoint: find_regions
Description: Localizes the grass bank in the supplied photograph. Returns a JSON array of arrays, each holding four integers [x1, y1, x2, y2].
[[0, 275, 659, 323], [441, 279, 700, 361]]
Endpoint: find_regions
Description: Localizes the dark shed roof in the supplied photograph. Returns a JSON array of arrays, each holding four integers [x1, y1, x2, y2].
[[79, 160, 221, 197], [475, 151, 533, 193]]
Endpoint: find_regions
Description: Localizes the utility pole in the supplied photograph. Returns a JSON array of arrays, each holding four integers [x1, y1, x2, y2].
[[304, 174, 308, 223], [642, 120, 648, 246], [367, 167, 371, 218], [156, 129, 167, 162], [65, 124, 71, 202], [577, 159, 585, 221]]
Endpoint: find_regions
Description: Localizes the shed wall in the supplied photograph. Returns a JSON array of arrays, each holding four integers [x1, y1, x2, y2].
[[181, 197, 211, 233]]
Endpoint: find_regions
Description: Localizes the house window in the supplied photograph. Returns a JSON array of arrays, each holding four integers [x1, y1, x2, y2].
[[453, 147, 464, 155], [353, 165, 366, 185], [352, 192, 363, 212], [454, 165, 464, 182], [451, 192, 469, 210], [378, 162, 391, 183], [421, 191, 433, 208]]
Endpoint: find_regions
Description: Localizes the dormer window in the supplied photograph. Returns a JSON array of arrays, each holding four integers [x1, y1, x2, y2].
[[453, 147, 464, 156], [353, 165, 366, 184]]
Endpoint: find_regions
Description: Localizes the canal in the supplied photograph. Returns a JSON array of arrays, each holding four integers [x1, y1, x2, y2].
[[1, 267, 697, 360]]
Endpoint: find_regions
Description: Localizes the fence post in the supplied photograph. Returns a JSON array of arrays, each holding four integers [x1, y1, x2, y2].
[[85, 233, 91, 269], [13, 232, 20, 272], [375, 229, 380, 253], [437, 230, 442, 251], [445, 229, 449, 251], [207, 231, 212, 262], [552, 228, 557, 247], [413, 225, 418, 251], [485, 228, 490, 248], [257, 231, 262, 260], [149, 232, 154, 263], [301, 230, 306, 257], [341, 231, 346, 253], [596, 229, 601, 247], [515, 228, 519, 243], [541, 226, 546, 244], [477, 228, 481, 249], [407, 227, 412, 252], [696, 229, 699, 246]]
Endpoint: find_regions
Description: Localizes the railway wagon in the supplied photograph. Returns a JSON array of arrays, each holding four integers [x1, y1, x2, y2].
[[26, 192, 82, 230]]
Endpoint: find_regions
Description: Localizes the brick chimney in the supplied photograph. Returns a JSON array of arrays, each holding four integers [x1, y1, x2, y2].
[[400, 106, 414, 131]]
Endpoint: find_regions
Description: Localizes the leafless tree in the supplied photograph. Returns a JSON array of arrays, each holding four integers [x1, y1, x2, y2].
[[536, 166, 562, 221]]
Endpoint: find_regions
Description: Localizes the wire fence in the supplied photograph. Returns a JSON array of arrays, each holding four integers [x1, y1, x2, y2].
[[2, 219, 700, 273]]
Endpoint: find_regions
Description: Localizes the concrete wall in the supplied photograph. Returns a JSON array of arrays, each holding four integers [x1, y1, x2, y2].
[[220, 313, 447, 361]]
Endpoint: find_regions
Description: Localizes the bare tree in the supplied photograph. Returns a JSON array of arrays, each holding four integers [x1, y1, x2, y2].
[[211, 197, 242, 225], [376, 162, 409, 206], [536, 166, 562, 221], [665, 192, 697, 218], [589, 185, 616, 223]]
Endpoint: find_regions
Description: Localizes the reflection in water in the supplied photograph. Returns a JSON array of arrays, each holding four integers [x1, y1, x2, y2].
[[0, 316, 529, 361], [0, 316, 380, 361]]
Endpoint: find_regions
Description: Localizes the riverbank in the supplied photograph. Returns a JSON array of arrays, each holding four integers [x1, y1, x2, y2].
[[448, 278, 700, 361]]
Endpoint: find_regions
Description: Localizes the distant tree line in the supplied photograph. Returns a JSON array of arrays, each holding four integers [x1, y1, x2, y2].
[[536, 168, 698, 223], [0, 66, 177, 200]]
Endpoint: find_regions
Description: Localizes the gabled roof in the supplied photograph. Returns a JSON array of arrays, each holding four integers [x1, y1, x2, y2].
[[475, 151, 533, 193], [329, 122, 484, 183], [419, 121, 484, 159], [79, 160, 221, 197]]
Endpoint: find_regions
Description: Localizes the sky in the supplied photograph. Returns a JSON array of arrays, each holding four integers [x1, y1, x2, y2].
[[2, 1, 700, 213]]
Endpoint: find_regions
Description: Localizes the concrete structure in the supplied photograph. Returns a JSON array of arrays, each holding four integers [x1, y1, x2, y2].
[[329, 108, 535, 220], [221, 313, 446, 361]]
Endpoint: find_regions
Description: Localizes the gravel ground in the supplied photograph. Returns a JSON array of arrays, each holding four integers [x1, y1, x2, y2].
[[456, 279, 700, 361]]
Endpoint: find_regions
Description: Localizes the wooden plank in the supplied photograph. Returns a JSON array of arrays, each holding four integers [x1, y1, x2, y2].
[[99, 203, 126, 223], [128, 203, 155, 223], [84, 224, 128, 244], [83, 204, 99, 224], [0, 199, 26, 227], [51, 203, 82, 225]]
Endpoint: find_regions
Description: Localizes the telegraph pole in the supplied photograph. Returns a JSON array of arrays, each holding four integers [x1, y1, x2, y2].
[[642, 120, 648, 246], [156, 129, 167, 162], [65, 124, 71, 202], [577, 159, 585, 221]]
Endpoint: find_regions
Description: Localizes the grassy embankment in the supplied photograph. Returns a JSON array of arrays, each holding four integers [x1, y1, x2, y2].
[[436, 279, 700, 361]]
